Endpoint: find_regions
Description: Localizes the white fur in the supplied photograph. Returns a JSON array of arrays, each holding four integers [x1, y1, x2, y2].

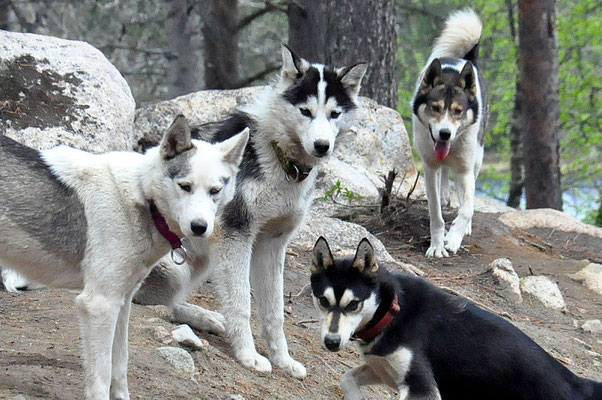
[[413, 10, 485, 258], [0, 125, 247, 399], [1, 268, 43, 292]]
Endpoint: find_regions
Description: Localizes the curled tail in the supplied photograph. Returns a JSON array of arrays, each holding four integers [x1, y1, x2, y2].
[[428, 9, 483, 65]]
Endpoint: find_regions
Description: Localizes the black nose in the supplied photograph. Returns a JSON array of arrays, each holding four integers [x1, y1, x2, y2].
[[314, 140, 330, 156], [439, 129, 451, 141], [324, 335, 341, 351], [190, 220, 208, 236]]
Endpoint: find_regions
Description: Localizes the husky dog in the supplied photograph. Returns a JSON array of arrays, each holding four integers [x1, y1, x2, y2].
[[135, 45, 367, 378], [0, 116, 248, 400], [310, 237, 602, 400], [412, 10, 488, 258]]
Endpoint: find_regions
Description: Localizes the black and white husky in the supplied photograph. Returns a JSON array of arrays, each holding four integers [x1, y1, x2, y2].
[[412, 10, 488, 258], [310, 237, 602, 400], [134, 45, 367, 379], [0, 116, 248, 400]]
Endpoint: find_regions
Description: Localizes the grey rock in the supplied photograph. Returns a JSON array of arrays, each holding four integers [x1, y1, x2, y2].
[[488, 258, 522, 303], [156, 346, 196, 376], [150, 326, 173, 345], [171, 324, 205, 350], [520, 276, 566, 310], [0, 30, 135, 152], [498, 209, 602, 239], [581, 319, 602, 334], [570, 262, 602, 295]]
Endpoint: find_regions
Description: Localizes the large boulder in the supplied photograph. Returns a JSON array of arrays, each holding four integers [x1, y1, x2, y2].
[[133, 87, 417, 202], [0, 31, 135, 152], [498, 209, 602, 239]]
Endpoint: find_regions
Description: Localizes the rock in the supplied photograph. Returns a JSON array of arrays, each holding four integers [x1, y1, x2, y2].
[[520, 276, 566, 310], [581, 319, 602, 334], [171, 324, 205, 350], [570, 263, 602, 295], [0, 30, 135, 152], [156, 346, 196, 376], [150, 326, 173, 345], [11, 395, 27, 400], [229, 395, 247, 400], [293, 213, 422, 276], [488, 258, 522, 303], [498, 209, 602, 239], [133, 87, 417, 202]]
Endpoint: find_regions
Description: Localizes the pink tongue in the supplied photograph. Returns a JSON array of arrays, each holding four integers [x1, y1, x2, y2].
[[434, 140, 450, 161]]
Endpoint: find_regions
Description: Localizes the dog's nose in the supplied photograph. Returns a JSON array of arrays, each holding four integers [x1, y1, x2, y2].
[[190, 219, 208, 236], [439, 129, 451, 141], [324, 335, 341, 351], [314, 140, 330, 156]]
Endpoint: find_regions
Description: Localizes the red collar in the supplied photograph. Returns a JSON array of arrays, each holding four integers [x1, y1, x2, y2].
[[353, 294, 400, 342], [148, 200, 182, 250]]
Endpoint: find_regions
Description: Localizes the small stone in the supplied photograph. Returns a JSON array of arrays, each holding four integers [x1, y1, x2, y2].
[[489, 258, 522, 302], [520, 276, 566, 310], [570, 263, 602, 295], [150, 326, 173, 345], [157, 347, 196, 376], [229, 395, 247, 400], [172, 324, 205, 350], [11, 395, 27, 400], [582, 319, 602, 334]]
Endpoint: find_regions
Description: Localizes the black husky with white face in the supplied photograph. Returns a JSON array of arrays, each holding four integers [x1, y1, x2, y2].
[[310, 238, 602, 400]]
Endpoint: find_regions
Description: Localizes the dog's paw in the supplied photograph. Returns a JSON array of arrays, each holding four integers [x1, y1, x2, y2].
[[237, 350, 272, 373], [444, 233, 463, 254], [273, 355, 307, 379], [425, 245, 449, 258], [465, 222, 472, 236]]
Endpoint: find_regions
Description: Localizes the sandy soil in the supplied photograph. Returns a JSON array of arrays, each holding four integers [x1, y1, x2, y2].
[[1, 201, 601, 399]]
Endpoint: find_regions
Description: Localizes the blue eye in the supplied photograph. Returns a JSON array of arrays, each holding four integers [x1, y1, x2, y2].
[[300, 108, 312, 118]]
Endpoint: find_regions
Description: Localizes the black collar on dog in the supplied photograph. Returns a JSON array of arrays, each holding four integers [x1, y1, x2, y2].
[[270, 140, 313, 183]]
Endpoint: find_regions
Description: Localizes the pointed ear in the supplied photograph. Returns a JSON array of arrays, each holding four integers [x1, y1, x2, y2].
[[217, 127, 249, 167], [160, 115, 193, 160], [337, 62, 368, 97], [352, 238, 378, 275], [457, 61, 476, 100], [281, 44, 309, 83], [311, 236, 334, 274], [420, 58, 443, 93]]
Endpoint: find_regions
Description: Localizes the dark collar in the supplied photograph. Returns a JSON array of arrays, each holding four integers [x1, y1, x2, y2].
[[353, 294, 400, 342], [148, 199, 182, 250], [270, 140, 313, 183]]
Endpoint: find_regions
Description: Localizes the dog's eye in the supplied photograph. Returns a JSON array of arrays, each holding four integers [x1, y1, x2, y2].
[[453, 108, 463, 115], [330, 110, 341, 119], [300, 107, 312, 118], [345, 300, 361, 312], [209, 187, 222, 195], [178, 183, 192, 193], [318, 296, 330, 309], [431, 104, 441, 113]]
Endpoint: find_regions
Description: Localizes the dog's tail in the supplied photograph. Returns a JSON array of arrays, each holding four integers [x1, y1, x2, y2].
[[428, 9, 482, 65]]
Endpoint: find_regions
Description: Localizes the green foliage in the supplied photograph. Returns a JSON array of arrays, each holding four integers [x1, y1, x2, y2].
[[316, 180, 363, 203]]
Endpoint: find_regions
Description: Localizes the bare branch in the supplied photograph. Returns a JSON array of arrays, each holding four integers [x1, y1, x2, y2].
[[235, 64, 280, 87], [237, 1, 286, 31]]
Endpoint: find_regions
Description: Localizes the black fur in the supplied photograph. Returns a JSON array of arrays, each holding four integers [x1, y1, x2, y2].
[[221, 191, 250, 234], [312, 257, 601, 400], [282, 66, 356, 111]]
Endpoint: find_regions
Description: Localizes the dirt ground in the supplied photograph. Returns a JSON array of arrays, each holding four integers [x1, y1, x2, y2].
[[1, 201, 601, 399]]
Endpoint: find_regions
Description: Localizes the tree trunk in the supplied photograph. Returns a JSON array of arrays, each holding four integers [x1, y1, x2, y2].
[[165, 0, 199, 99], [0, 0, 11, 30], [287, 0, 398, 108], [202, 0, 240, 89], [518, 0, 562, 210]]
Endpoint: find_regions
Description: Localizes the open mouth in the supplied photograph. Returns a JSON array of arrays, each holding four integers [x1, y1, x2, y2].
[[429, 127, 451, 161]]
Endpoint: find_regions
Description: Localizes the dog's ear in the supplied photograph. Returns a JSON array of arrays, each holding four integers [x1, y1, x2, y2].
[[312, 236, 334, 274], [161, 115, 193, 160], [457, 61, 476, 100], [352, 238, 378, 275], [337, 62, 368, 97], [281, 44, 309, 83], [420, 58, 443, 93], [217, 127, 249, 167]]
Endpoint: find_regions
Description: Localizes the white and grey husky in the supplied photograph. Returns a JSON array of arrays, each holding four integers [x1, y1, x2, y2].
[[134, 44, 367, 379], [412, 9, 488, 258], [310, 237, 602, 400], [0, 115, 248, 400]]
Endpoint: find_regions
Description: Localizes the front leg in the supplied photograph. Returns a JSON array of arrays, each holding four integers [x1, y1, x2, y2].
[[423, 166, 448, 258], [444, 169, 475, 254], [250, 232, 306, 379], [110, 292, 134, 400], [212, 235, 272, 373], [341, 364, 384, 400]]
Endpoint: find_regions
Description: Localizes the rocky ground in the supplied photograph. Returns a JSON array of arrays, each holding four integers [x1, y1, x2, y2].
[[1, 200, 601, 400]]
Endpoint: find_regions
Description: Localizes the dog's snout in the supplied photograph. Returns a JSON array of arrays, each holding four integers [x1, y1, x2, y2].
[[314, 140, 330, 156], [324, 335, 341, 352], [439, 129, 451, 141], [190, 219, 208, 236]]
